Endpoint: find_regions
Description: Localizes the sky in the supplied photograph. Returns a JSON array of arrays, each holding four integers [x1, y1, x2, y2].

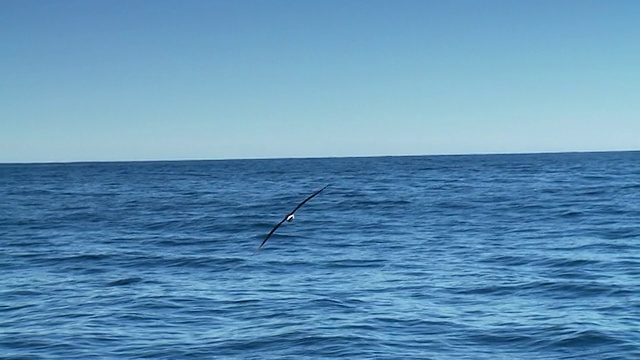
[[1, 0, 639, 163]]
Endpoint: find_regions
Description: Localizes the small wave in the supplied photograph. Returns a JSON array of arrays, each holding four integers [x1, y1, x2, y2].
[[337, 198, 413, 210], [308, 297, 354, 310], [324, 259, 385, 269], [1, 289, 42, 297], [621, 183, 640, 190], [536, 280, 613, 299], [559, 209, 585, 218], [478, 254, 533, 266], [0, 302, 38, 312], [59, 253, 112, 262], [534, 257, 600, 269], [550, 329, 624, 348], [106, 277, 143, 287]]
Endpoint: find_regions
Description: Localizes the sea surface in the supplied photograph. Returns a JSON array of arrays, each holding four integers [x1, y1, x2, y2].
[[1, 152, 639, 359]]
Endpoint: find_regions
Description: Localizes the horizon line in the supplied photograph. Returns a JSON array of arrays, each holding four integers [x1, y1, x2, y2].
[[1, 148, 638, 166]]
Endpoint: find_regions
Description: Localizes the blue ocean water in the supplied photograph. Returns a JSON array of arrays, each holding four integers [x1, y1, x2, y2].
[[1, 152, 639, 359]]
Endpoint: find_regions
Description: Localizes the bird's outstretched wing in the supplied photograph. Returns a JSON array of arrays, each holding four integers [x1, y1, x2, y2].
[[255, 185, 329, 252], [290, 185, 329, 214], [256, 216, 288, 251]]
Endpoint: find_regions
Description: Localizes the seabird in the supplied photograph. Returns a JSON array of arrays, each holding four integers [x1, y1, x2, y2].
[[256, 185, 329, 252]]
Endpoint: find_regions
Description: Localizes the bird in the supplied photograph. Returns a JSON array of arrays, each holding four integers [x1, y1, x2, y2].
[[255, 185, 329, 252]]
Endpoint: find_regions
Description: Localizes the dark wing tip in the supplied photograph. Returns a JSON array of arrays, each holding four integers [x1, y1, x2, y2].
[[255, 217, 287, 252]]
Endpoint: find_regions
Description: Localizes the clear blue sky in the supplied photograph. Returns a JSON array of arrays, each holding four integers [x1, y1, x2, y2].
[[1, 0, 639, 163]]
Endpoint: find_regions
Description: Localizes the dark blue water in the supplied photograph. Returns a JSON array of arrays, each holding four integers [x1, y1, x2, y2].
[[1, 152, 639, 359]]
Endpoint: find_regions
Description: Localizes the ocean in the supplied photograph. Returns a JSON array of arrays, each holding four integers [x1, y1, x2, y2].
[[1, 152, 639, 359]]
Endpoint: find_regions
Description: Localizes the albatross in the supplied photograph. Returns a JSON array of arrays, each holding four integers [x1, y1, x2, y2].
[[255, 185, 329, 252]]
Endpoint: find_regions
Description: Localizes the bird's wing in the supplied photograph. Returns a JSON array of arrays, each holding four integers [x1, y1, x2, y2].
[[290, 185, 329, 214], [256, 215, 289, 251]]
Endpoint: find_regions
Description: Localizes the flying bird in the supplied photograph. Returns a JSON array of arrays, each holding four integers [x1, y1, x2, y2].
[[256, 185, 329, 252]]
